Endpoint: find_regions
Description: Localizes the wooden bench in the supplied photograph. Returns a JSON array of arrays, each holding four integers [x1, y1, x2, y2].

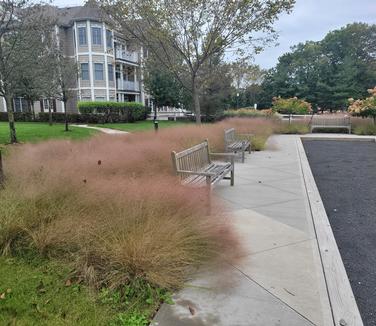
[[224, 128, 252, 163], [310, 116, 351, 134], [171, 140, 235, 188]]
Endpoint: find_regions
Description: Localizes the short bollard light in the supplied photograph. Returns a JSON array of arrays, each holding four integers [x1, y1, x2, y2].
[[154, 119, 159, 132]]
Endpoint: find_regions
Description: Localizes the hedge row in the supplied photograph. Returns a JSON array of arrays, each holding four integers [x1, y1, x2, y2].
[[78, 101, 148, 121], [0, 112, 149, 124], [0, 102, 150, 124], [0, 112, 34, 122]]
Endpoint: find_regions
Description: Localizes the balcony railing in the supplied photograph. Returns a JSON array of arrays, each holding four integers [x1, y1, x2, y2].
[[115, 49, 139, 63], [116, 79, 140, 92]]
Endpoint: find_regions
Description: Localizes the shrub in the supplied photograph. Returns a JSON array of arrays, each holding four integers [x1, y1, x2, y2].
[[272, 97, 312, 115], [0, 112, 34, 122], [223, 108, 274, 118], [77, 101, 149, 122]]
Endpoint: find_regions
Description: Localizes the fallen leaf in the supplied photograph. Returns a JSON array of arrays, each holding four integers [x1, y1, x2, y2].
[[36, 304, 42, 313], [36, 280, 46, 293], [0, 293, 5, 300], [188, 306, 195, 315], [283, 288, 295, 296], [65, 279, 72, 287], [6, 289, 11, 293]]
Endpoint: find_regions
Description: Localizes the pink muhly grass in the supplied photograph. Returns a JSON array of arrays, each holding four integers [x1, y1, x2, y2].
[[0, 118, 270, 289]]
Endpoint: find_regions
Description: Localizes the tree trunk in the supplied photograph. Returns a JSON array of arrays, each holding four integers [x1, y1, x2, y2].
[[5, 96, 17, 143], [31, 102, 35, 121], [48, 98, 53, 126], [192, 79, 201, 124], [26, 99, 32, 113], [63, 100, 69, 132]]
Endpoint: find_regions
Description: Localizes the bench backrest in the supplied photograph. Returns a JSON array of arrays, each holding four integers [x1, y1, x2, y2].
[[224, 128, 236, 144], [311, 116, 351, 127], [171, 140, 211, 175]]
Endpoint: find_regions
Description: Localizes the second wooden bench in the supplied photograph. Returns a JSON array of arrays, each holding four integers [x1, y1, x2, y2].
[[224, 128, 252, 163]]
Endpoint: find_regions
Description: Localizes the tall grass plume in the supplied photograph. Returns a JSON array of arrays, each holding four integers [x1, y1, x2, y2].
[[0, 118, 272, 290]]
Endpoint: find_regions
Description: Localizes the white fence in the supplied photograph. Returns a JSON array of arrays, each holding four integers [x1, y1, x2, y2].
[[149, 106, 189, 120]]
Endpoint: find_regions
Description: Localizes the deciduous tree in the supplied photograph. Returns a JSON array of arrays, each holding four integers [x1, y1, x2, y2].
[[0, 1, 52, 143], [262, 23, 376, 111], [102, 0, 295, 123]]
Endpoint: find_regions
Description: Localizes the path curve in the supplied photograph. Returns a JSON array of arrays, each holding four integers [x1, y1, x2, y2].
[[72, 124, 129, 135]]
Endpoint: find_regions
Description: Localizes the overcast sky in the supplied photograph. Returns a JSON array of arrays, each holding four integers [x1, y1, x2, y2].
[[53, 0, 376, 69]]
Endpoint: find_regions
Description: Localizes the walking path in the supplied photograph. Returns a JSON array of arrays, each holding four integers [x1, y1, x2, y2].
[[153, 135, 338, 326], [72, 124, 129, 135]]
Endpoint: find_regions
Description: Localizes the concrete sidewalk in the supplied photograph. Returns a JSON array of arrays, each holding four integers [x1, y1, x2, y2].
[[72, 124, 129, 134], [152, 135, 334, 326]]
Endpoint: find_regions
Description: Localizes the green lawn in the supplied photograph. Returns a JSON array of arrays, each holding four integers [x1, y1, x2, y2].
[[0, 256, 114, 325], [0, 255, 171, 325], [95, 120, 191, 132], [0, 122, 98, 145]]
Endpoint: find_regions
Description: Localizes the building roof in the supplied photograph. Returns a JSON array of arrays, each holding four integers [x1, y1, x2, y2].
[[44, 5, 110, 27]]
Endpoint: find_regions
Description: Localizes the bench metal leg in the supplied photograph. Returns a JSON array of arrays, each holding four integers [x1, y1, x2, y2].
[[241, 149, 245, 163], [204, 186, 212, 215]]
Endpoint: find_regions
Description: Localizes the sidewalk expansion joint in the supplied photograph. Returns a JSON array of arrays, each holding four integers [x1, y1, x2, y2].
[[229, 262, 318, 326], [238, 237, 315, 258]]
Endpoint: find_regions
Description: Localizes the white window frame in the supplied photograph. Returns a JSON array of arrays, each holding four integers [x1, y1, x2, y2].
[[108, 64, 114, 81], [81, 63, 89, 80], [78, 26, 87, 45], [94, 63, 104, 80], [106, 29, 113, 48], [91, 27, 102, 45]]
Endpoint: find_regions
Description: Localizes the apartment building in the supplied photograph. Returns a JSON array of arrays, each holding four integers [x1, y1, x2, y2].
[[0, 5, 148, 114]]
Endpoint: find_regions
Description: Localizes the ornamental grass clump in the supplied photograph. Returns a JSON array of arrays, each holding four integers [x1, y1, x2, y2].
[[1, 118, 276, 290], [351, 117, 376, 135], [223, 108, 274, 118], [274, 121, 310, 134]]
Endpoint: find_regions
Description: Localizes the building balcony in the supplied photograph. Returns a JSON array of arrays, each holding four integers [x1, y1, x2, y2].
[[115, 49, 139, 63], [116, 79, 140, 92]]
